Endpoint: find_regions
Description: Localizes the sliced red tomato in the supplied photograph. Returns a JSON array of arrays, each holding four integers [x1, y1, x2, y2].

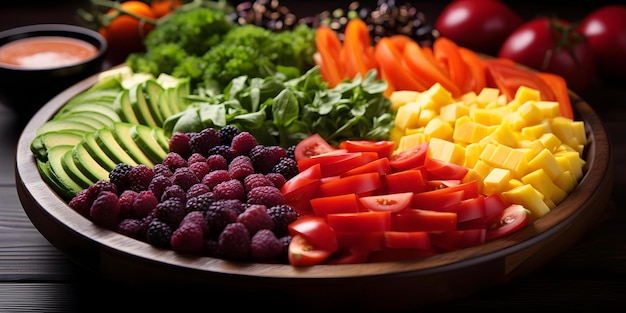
[[389, 142, 429, 172], [317, 172, 383, 197], [281, 164, 322, 215], [298, 151, 378, 177], [424, 157, 469, 181], [383, 169, 427, 194], [288, 234, 334, 266], [485, 204, 531, 240], [392, 209, 457, 232], [412, 189, 464, 211], [326, 247, 372, 265], [339, 140, 395, 159], [326, 212, 392, 234], [335, 231, 385, 252], [310, 193, 361, 217], [430, 229, 486, 251], [454, 195, 486, 223], [359, 192, 413, 213], [294, 133, 337, 162], [341, 157, 393, 177], [288, 216, 338, 252], [384, 231, 431, 250], [485, 60, 556, 102]]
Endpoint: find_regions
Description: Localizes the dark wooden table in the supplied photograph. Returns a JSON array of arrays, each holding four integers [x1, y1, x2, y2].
[[1, 1, 625, 311]]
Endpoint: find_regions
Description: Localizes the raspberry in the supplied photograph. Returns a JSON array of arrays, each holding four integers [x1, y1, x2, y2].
[[243, 173, 273, 193], [162, 152, 188, 171], [171, 222, 205, 254], [272, 157, 299, 180], [268, 145, 288, 162], [155, 198, 186, 228], [247, 185, 286, 208], [250, 229, 283, 261], [218, 222, 250, 261], [185, 193, 216, 213], [118, 189, 138, 219], [265, 173, 286, 189], [131, 190, 158, 219], [88, 179, 118, 197], [180, 211, 207, 229], [69, 188, 96, 218], [218, 125, 241, 146], [237, 204, 273, 235], [189, 161, 210, 179], [148, 174, 172, 200], [146, 219, 173, 248], [208, 145, 235, 161], [89, 191, 120, 229], [212, 198, 245, 215], [128, 165, 154, 192], [117, 218, 143, 239], [160, 184, 187, 203], [189, 128, 221, 156], [187, 152, 206, 165], [169, 132, 192, 159], [205, 200, 239, 238], [206, 154, 228, 171], [267, 204, 300, 237], [171, 167, 200, 191], [201, 169, 231, 190], [186, 183, 211, 199], [108, 163, 133, 191], [248, 145, 275, 174], [153, 163, 173, 178], [228, 155, 255, 179], [230, 131, 257, 156], [213, 179, 245, 201]]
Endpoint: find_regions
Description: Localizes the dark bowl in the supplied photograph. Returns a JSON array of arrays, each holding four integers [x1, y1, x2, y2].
[[0, 24, 107, 120]]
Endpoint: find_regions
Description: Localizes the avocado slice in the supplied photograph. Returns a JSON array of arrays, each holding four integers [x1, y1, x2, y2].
[[56, 102, 121, 122], [60, 111, 116, 129], [72, 142, 111, 183], [143, 79, 165, 126], [94, 126, 138, 166], [151, 127, 171, 153], [111, 122, 155, 166], [61, 148, 94, 188], [30, 130, 85, 162], [46, 145, 85, 199], [113, 89, 141, 125], [130, 124, 167, 163], [82, 132, 118, 171], [129, 84, 158, 128], [35, 119, 96, 136]]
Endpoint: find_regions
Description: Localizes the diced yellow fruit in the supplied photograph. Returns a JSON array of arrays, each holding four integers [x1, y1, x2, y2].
[[478, 143, 498, 163], [527, 148, 563, 180], [470, 107, 503, 126], [427, 137, 466, 165], [521, 121, 551, 140], [389, 126, 405, 145], [463, 168, 484, 192], [394, 102, 422, 130], [489, 122, 523, 147], [419, 109, 437, 127], [472, 159, 494, 179], [453, 116, 492, 144], [507, 178, 523, 190], [554, 170, 577, 194], [521, 168, 568, 205], [389, 90, 420, 110], [501, 112, 525, 131], [459, 91, 477, 105], [514, 86, 541, 103], [550, 117, 587, 154], [483, 167, 511, 196], [535, 101, 561, 118], [424, 117, 454, 141], [396, 132, 427, 153], [517, 101, 544, 126], [502, 184, 551, 221], [418, 83, 455, 109], [503, 148, 528, 178], [440, 102, 470, 123], [554, 150, 584, 180], [476, 88, 500, 107], [538, 133, 562, 152], [463, 143, 483, 168]]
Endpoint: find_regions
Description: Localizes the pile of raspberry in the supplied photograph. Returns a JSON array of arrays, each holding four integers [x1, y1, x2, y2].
[[68, 125, 301, 263]]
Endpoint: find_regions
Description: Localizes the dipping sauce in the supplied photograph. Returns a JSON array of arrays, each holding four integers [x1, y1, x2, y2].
[[0, 36, 98, 69]]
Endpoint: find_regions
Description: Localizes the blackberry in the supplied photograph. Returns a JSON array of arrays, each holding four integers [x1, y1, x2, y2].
[[211, 198, 245, 215], [218, 222, 251, 261], [236, 204, 273, 235], [208, 144, 235, 162], [218, 125, 241, 146], [205, 199, 240, 238], [248, 144, 276, 174], [185, 192, 216, 213], [246, 185, 285, 208], [271, 157, 298, 180], [146, 219, 173, 248], [160, 184, 187, 203], [155, 197, 186, 228], [285, 144, 296, 160], [230, 131, 257, 156], [213, 179, 246, 201], [169, 132, 192, 159], [250, 229, 283, 261], [228, 155, 255, 179], [117, 218, 144, 239], [128, 165, 154, 192], [89, 191, 120, 229], [108, 163, 133, 191], [189, 128, 221, 156], [267, 204, 299, 237]]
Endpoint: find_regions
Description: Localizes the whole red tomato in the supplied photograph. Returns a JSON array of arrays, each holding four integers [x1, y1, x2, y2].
[[498, 17, 595, 93], [579, 5, 626, 79], [434, 0, 523, 56]]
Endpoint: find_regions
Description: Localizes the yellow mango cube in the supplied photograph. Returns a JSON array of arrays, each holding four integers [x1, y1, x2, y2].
[[440, 102, 470, 123], [538, 133, 562, 152], [483, 167, 511, 196], [476, 87, 500, 107], [453, 116, 492, 144], [535, 101, 561, 118], [396, 132, 427, 153], [389, 90, 420, 110], [517, 101, 544, 126], [502, 184, 551, 221], [521, 121, 551, 140], [424, 117, 454, 141], [470, 107, 503, 126], [394, 101, 422, 130], [418, 83, 455, 109], [521, 168, 568, 205], [554, 170, 577, 194], [514, 86, 541, 103], [427, 137, 466, 165], [527, 148, 563, 180]]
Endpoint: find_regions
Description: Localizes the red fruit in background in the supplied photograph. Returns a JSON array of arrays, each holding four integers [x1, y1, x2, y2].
[[579, 5, 626, 79]]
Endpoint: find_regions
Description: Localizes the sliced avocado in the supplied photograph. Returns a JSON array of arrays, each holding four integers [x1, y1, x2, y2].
[[130, 124, 167, 163], [36, 158, 70, 200], [143, 79, 165, 126], [151, 127, 171, 153], [56, 102, 121, 122], [82, 132, 118, 171], [30, 130, 85, 161], [60, 111, 117, 129], [35, 119, 97, 136], [46, 145, 85, 199], [113, 89, 140, 125], [111, 122, 155, 166], [72, 142, 111, 182], [94, 126, 138, 166], [129, 83, 158, 127], [63, 89, 120, 109], [61, 148, 95, 188]]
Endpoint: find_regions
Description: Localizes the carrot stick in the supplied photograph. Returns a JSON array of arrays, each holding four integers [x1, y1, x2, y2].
[[315, 26, 345, 87]]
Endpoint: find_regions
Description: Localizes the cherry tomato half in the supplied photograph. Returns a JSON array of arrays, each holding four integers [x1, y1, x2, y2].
[[288, 234, 334, 266], [389, 142, 429, 172], [294, 133, 337, 162], [288, 216, 338, 252], [359, 192, 414, 213], [485, 204, 531, 240]]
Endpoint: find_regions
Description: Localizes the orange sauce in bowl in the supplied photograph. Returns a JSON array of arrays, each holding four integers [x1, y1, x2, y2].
[[0, 36, 98, 69]]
